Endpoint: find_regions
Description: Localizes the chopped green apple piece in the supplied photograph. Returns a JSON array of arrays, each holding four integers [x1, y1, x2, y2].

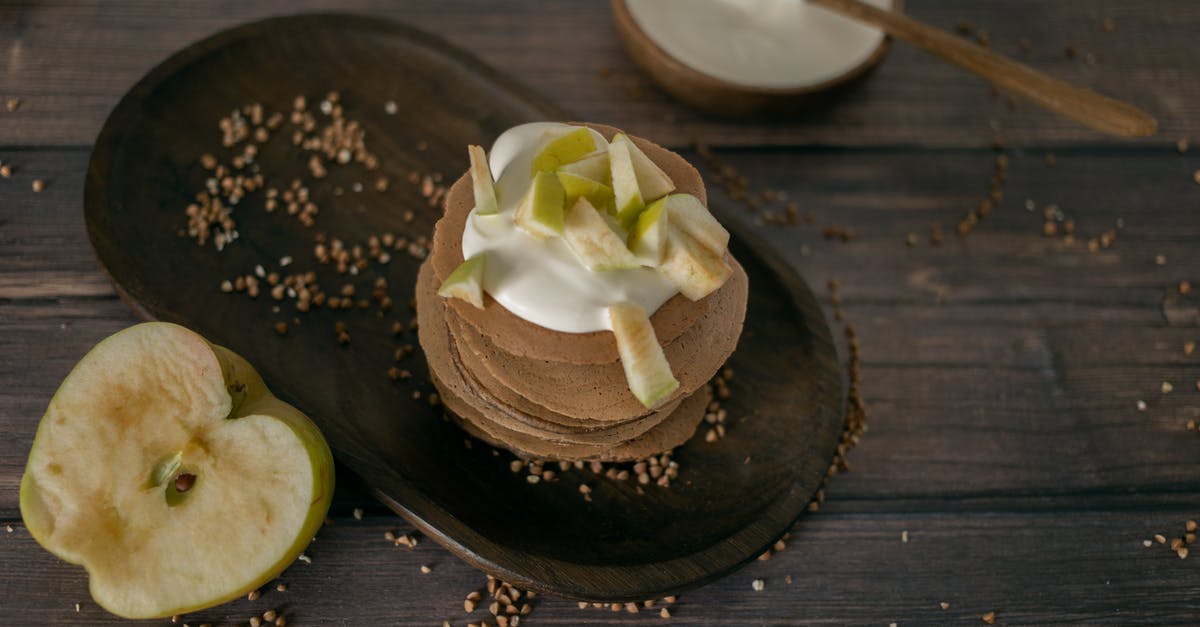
[[628, 196, 669, 266], [563, 197, 640, 272], [608, 303, 680, 409], [608, 135, 645, 229], [659, 223, 733, 301], [622, 133, 675, 202], [437, 253, 487, 309], [662, 193, 729, 253], [531, 127, 597, 174], [468, 145, 499, 215], [19, 322, 334, 619], [514, 171, 566, 239], [556, 151, 610, 184], [556, 171, 616, 215]]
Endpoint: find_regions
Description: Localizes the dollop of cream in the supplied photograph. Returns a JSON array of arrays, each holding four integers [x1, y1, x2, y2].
[[461, 123, 677, 333], [625, 0, 889, 89]]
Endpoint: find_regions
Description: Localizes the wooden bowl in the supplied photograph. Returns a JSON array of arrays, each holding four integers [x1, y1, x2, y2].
[[611, 0, 898, 117]]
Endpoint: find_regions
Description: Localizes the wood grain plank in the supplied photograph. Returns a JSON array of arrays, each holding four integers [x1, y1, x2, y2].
[[1, 513, 1198, 624], [2, 148, 1197, 519], [0, 0, 1198, 148]]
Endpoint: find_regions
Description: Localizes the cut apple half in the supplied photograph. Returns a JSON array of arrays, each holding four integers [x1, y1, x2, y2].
[[468, 144, 499, 215], [661, 193, 729, 253], [608, 303, 680, 409], [531, 127, 598, 174], [629, 195, 670, 266], [514, 170, 566, 239], [556, 150, 611, 185], [608, 134, 646, 230], [19, 322, 334, 619], [438, 253, 487, 309], [557, 171, 616, 215], [659, 223, 733, 300], [563, 197, 640, 272]]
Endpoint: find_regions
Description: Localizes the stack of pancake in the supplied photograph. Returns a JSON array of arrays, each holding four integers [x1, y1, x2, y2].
[[416, 126, 748, 462]]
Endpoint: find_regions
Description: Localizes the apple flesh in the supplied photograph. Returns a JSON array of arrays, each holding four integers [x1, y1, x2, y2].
[[530, 127, 598, 174], [19, 322, 335, 619], [556, 151, 610, 185], [438, 252, 487, 309], [562, 197, 640, 272], [608, 134, 646, 229], [468, 144, 499, 216], [556, 171, 616, 216], [628, 195, 670, 266], [608, 303, 679, 409], [659, 223, 733, 300], [514, 171, 566, 239]]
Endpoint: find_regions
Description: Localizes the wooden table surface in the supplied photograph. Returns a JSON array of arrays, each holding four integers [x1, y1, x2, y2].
[[2, 1, 1198, 625]]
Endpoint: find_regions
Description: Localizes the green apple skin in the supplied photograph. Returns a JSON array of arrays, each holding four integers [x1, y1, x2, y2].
[[608, 134, 646, 230], [19, 322, 335, 619], [438, 253, 487, 308], [530, 127, 598, 174], [556, 171, 616, 216], [514, 170, 567, 238]]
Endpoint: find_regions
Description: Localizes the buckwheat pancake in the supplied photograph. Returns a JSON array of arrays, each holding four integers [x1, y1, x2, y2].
[[447, 260, 747, 421], [418, 262, 713, 460], [420, 262, 679, 446], [430, 124, 711, 365]]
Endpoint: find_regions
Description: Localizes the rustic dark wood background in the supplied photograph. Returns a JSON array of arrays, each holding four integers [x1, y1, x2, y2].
[[2, 1, 1198, 625]]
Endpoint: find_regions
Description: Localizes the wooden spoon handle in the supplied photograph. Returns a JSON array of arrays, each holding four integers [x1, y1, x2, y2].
[[810, 0, 1158, 138]]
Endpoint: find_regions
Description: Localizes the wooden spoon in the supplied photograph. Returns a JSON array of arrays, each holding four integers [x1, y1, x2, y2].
[[809, 0, 1157, 137]]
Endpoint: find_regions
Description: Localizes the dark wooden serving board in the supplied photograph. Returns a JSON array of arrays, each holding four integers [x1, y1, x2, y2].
[[83, 13, 842, 601]]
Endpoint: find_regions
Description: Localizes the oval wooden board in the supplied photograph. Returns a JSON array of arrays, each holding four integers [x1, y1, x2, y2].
[[84, 13, 843, 601]]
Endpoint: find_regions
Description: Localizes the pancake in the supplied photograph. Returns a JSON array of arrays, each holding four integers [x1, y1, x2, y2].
[[417, 123, 744, 461], [430, 124, 711, 365], [448, 260, 747, 420], [418, 261, 712, 461]]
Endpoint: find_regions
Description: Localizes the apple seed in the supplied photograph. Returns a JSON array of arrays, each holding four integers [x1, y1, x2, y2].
[[174, 473, 196, 493]]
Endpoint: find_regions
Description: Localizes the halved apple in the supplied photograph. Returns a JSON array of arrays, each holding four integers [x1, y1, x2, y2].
[[438, 252, 487, 309], [557, 171, 616, 215], [628, 196, 670, 266], [557, 151, 610, 185], [563, 197, 639, 272], [608, 303, 679, 409], [514, 171, 566, 239], [468, 144, 499, 215], [663, 193, 729, 254], [608, 134, 645, 229], [531, 127, 597, 174], [19, 322, 335, 619], [659, 223, 733, 300]]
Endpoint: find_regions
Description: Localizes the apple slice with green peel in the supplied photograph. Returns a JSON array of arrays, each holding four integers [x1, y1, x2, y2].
[[556, 171, 616, 215], [661, 193, 729, 253], [608, 134, 645, 229], [468, 144, 499, 215], [608, 303, 680, 409], [531, 127, 598, 174], [437, 253, 487, 309], [629, 195, 670, 266], [556, 150, 610, 185], [621, 133, 676, 202], [514, 171, 566, 239], [659, 223, 733, 300], [563, 197, 640, 272], [19, 322, 334, 619]]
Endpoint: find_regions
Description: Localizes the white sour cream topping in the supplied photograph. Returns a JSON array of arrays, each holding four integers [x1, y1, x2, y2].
[[625, 0, 889, 89], [460, 122, 678, 334]]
